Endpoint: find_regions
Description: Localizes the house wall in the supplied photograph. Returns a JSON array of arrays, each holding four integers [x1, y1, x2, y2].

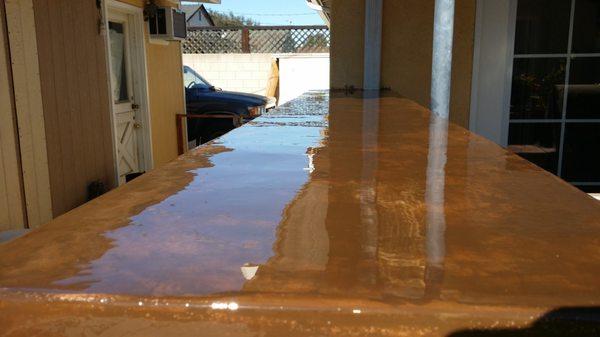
[[0, 0, 26, 230], [330, 0, 364, 92], [120, 0, 185, 167], [32, 0, 116, 217], [189, 9, 213, 28], [1, 0, 185, 224], [330, 0, 476, 127], [145, 39, 186, 166]]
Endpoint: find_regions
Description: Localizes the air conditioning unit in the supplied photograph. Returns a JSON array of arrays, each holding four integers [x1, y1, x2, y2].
[[148, 7, 187, 41]]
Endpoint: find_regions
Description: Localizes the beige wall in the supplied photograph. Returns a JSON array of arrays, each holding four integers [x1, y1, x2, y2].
[[330, 0, 364, 91], [330, 0, 476, 127], [146, 39, 186, 166], [120, 0, 185, 167]]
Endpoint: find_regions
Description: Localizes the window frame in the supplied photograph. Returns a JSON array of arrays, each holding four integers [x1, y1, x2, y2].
[[509, 0, 600, 185], [471, 0, 600, 188]]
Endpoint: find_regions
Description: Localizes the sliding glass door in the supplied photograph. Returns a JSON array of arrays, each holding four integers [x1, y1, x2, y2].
[[508, 0, 600, 191]]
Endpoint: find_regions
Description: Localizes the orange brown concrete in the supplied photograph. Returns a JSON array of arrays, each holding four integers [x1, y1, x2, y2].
[[0, 91, 599, 336]]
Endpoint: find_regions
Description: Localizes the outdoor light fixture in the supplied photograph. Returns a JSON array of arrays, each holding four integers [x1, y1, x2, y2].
[[306, 1, 323, 11], [240, 263, 259, 280], [306, 0, 331, 27], [306, 0, 330, 13], [178, 0, 221, 4]]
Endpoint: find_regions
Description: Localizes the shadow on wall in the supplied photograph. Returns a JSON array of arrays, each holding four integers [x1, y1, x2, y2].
[[449, 307, 600, 337]]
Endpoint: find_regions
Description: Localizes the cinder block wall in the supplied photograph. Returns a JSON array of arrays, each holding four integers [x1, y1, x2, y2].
[[183, 54, 275, 96]]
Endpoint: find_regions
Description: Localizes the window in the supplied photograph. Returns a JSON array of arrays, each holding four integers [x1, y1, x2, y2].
[[183, 66, 211, 89], [508, 0, 600, 191], [109, 21, 130, 103]]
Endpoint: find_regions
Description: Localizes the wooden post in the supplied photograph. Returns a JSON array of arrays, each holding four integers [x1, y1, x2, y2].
[[176, 115, 184, 155], [241, 28, 250, 53], [176, 114, 242, 155]]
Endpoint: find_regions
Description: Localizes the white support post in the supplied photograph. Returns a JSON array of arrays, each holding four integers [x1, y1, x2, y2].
[[363, 0, 382, 90], [430, 0, 455, 118]]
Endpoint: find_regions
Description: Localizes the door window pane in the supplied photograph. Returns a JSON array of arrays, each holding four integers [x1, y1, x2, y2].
[[514, 0, 571, 54], [572, 0, 600, 53], [561, 123, 600, 181], [109, 22, 129, 103], [508, 123, 561, 173], [566, 57, 600, 118], [511, 58, 566, 119]]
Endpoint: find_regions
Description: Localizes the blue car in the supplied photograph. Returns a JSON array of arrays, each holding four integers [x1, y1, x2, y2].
[[183, 66, 270, 145]]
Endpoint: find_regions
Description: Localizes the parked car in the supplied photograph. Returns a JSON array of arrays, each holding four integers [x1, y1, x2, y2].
[[183, 66, 269, 145]]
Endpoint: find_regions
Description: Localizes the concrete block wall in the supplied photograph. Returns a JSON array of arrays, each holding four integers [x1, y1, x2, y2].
[[278, 54, 330, 105], [182, 54, 275, 96]]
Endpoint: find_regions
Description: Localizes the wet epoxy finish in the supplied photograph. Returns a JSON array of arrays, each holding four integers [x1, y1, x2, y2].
[[1, 91, 599, 336]]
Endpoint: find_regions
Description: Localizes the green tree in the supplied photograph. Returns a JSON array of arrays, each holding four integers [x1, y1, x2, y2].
[[207, 10, 260, 27], [300, 32, 329, 52]]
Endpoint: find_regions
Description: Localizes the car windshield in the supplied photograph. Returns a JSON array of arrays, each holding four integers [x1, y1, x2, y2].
[[183, 66, 212, 89]]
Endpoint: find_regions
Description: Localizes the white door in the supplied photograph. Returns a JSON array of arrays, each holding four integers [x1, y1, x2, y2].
[[108, 12, 142, 185]]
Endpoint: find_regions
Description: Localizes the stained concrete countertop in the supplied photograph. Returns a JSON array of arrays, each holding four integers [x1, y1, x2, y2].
[[1, 91, 599, 336]]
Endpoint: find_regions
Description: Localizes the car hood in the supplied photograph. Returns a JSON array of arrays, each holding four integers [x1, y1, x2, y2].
[[219, 90, 267, 102], [190, 89, 268, 106]]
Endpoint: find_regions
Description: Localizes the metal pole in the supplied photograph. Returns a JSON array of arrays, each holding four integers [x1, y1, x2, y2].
[[430, 0, 455, 118], [363, 0, 383, 90], [425, 0, 455, 296], [360, 97, 379, 260], [425, 116, 448, 268]]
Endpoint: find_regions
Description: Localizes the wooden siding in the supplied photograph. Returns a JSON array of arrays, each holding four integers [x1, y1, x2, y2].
[[0, 0, 26, 230], [32, 0, 115, 217], [5, 0, 52, 228]]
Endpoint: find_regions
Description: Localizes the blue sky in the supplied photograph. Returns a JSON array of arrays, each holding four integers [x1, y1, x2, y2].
[[185, 0, 324, 26]]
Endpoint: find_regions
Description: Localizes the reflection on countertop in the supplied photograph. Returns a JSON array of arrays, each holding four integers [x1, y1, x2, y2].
[[1, 91, 599, 336]]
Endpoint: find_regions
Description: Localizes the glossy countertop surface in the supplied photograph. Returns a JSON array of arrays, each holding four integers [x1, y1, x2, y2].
[[1, 91, 599, 336]]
